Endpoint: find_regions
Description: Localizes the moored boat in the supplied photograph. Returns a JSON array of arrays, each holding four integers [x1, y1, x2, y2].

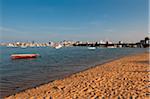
[[88, 47, 96, 50], [53, 44, 62, 49], [20, 46, 27, 49], [11, 54, 40, 59]]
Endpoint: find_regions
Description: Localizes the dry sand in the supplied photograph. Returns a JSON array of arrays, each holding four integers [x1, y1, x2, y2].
[[5, 52, 149, 99]]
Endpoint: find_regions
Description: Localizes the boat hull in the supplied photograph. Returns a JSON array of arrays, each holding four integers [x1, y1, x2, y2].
[[11, 54, 39, 59], [88, 47, 96, 50]]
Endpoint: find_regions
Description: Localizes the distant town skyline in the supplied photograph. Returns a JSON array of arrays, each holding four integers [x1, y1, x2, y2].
[[0, 0, 148, 43]]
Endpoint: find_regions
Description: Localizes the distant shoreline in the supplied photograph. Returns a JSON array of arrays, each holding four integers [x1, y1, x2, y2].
[[5, 52, 149, 99], [1, 36, 150, 48]]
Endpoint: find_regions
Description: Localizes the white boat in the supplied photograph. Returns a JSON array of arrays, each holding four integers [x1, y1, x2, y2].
[[54, 44, 62, 49], [88, 47, 96, 50], [20, 46, 27, 48], [107, 46, 117, 48], [6, 45, 17, 48]]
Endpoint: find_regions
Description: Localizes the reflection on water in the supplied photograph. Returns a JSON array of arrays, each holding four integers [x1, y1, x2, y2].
[[0, 46, 146, 97]]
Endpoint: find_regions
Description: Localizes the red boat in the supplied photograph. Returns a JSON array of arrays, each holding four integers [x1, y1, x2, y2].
[[11, 54, 40, 59]]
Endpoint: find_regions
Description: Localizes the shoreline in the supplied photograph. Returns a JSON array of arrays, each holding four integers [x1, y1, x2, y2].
[[5, 52, 149, 99], [3, 52, 143, 97]]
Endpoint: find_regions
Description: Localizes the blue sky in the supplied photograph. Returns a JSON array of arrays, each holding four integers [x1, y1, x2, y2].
[[0, 0, 148, 42]]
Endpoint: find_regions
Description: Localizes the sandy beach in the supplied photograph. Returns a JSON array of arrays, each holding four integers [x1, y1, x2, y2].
[[5, 52, 149, 99]]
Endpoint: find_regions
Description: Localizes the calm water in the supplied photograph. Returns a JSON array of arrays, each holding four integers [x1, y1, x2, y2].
[[0, 46, 147, 97]]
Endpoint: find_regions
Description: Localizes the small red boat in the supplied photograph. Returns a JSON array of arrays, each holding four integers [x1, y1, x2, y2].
[[11, 54, 40, 59]]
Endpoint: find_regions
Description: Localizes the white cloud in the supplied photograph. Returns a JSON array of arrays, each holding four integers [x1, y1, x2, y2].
[[0, 26, 32, 34], [89, 21, 101, 25], [104, 29, 114, 32], [39, 26, 84, 30], [0, 27, 15, 32]]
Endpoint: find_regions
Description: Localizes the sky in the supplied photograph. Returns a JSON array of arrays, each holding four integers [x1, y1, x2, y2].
[[0, 0, 148, 42]]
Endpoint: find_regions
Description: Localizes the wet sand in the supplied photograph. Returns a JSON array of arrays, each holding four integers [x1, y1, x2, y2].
[[5, 52, 149, 99]]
